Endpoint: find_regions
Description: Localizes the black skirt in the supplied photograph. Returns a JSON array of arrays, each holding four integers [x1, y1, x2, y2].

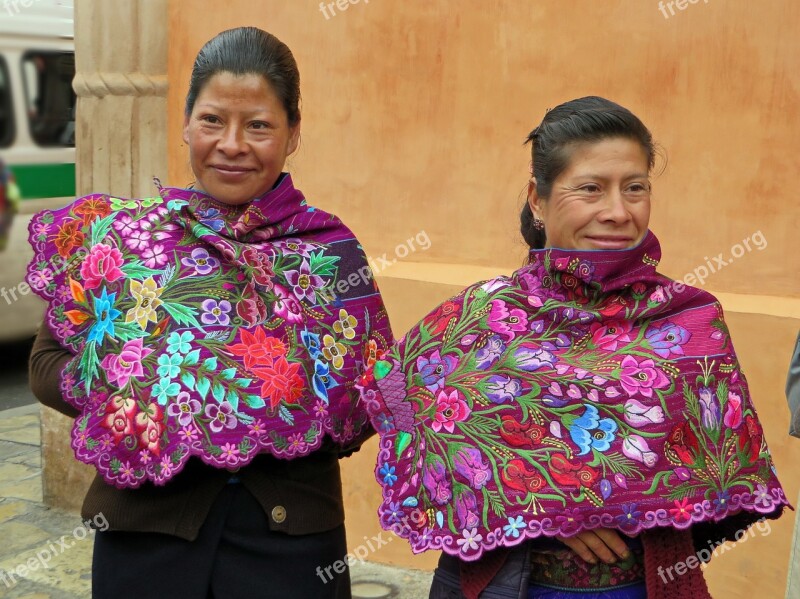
[[92, 482, 351, 599]]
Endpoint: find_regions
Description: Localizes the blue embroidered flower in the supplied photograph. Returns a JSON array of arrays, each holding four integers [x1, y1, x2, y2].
[[380, 463, 398, 486], [568, 404, 618, 455], [88, 288, 121, 343], [376, 413, 395, 433], [502, 515, 526, 539], [645, 321, 692, 358], [616, 503, 642, 528], [301, 330, 323, 360], [167, 331, 195, 355], [475, 335, 506, 369], [713, 491, 731, 513], [416, 350, 457, 391], [197, 207, 225, 231], [312, 359, 336, 403]]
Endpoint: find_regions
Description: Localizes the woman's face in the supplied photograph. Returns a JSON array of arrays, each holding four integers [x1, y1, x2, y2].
[[528, 137, 651, 251], [183, 72, 300, 206]]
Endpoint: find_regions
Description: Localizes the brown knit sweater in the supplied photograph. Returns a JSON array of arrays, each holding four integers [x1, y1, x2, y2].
[[29, 323, 360, 540]]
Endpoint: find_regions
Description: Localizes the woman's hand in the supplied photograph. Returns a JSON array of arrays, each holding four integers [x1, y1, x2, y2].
[[555, 529, 631, 565]]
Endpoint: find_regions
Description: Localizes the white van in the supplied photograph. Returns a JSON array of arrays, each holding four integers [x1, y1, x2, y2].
[[0, 0, 75, 341]]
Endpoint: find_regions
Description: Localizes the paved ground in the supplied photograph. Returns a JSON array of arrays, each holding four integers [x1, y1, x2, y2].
[[0, 404, 434, 598]]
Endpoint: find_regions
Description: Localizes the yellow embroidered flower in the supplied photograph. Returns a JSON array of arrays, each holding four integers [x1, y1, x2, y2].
[[322, 334, 347, 370], [126, 277, 164, 330], [332, 309, 358, 340]]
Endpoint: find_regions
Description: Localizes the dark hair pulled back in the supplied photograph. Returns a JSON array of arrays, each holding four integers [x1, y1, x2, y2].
[[520, 96, 656, 250], [185, 27, 301, 127]]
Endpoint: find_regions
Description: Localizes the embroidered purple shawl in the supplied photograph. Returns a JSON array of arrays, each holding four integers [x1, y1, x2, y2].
[[26, 173, 392, 488], [359, 232, 787, 561]]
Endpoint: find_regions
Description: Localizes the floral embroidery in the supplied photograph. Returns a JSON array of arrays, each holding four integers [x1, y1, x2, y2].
[[26, 176, 392, 488], [359, 232, 787, 560]]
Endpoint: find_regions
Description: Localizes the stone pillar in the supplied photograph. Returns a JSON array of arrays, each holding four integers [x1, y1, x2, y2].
[[41, 0, 169, 512]]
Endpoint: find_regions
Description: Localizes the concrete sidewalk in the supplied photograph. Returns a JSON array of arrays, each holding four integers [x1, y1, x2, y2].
[[0, 404, 433, 598]]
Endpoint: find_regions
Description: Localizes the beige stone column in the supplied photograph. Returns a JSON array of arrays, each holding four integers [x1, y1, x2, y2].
[[41, 0, 169, 512]]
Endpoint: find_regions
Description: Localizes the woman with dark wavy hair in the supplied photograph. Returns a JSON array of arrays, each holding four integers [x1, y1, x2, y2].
[[360, 96, 788, 598]]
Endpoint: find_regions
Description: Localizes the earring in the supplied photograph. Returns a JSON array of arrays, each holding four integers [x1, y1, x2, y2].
[[532, 218, 545, 231]]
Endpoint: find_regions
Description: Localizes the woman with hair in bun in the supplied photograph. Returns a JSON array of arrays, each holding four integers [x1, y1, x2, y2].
[[359, 96, 787, 598], [28, 27, 391, 599]]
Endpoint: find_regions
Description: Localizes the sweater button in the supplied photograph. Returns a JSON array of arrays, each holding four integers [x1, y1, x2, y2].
[[271, 505, 287, 524]]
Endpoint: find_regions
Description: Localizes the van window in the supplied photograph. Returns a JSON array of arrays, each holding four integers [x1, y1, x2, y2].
[[0, 57, 14, 148], [22, 51, 76, 147]]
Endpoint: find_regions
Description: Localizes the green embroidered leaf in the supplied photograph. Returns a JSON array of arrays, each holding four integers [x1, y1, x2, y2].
[[270, 431, 289, 450], [161, 302, 202, 328], [212, 382, 226, 403], [196, 377, 211, 400], [244, 394, 266, 409], [183, 348, 201, 366], [278, 405, 294, 425], [304, 424, 319, 444], [203, 357, 218, 371], [85, 438, 99, 450], [110, 458, 122, 473], [79, 341, 100, 389], [221, 368, 237, 380], [234, 378, 252, 389], [114, 322, 146, 343], [309, 250, 340, 278], [89, 215, 115, 246], [226, 390, 240, 412], [181, 372, 196, 391], [120, 260, 163, 280]]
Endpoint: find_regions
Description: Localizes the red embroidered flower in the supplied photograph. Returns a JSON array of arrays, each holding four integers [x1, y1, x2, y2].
[[499, 415, 546, 448], [548, 453, 599, 489], [226, 326, 287, 369], [502, 459, 545, 494], [73, 196, 112, 227], [423, 300, 461, 335], [665, 421, 700, 466], [737, 414, 763, 462], [101, 395, 137, 443], [252, 356, 305, 408], [135, 403, 164, 456], [53, 219, 85, 258]]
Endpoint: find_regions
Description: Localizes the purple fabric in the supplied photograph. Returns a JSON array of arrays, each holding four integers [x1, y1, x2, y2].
[[359, 232, 788, 561], [26, 173, 392, 488]]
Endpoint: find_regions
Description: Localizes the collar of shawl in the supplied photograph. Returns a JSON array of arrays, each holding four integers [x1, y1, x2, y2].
[[359, 231, 787, 561], [26, 175, 392, 488]]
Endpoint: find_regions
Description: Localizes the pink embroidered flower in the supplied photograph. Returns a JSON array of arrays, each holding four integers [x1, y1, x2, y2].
[[622, 434, 658, 468], [80, 243, 125, 290], [618, 355, 670, 398], [125, 228, 151, 251], [287, 432, 308, 453], [590, 320, 633, 351], [623, 398, 665, 426], [219, 443, 240, 466], [142, 244, 169, 269], [179, 426, 199, 442], [102, 395, 137, 442], [432, 388, 471, 433], [284, 259, 325, 303], [167, 392, 202, 427], [135, 403, 164, 456], [487, 299, 528, 341], [100, 338, 154, 389], [112, 214, 138, 236], [723, 391, 743, 429], [28, 267, 54, 292], [273, 285, 304, 323]]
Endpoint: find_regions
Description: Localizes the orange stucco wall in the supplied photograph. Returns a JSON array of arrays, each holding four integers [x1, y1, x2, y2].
[[167, 1, 800, 595]]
